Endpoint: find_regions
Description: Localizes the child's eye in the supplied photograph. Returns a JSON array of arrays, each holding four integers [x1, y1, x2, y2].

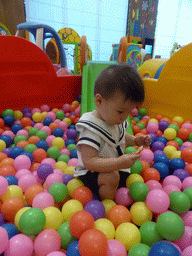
[[117, 111, 123, 114]]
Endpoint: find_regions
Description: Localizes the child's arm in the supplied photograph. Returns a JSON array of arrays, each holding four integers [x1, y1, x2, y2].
[[79, 144, 140, 173], [125, 132, 137, 147]]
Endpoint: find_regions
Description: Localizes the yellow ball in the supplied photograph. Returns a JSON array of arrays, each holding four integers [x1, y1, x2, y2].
[[130, 202, 153, 226], [41, 112, 47, 119], [14, 110, 23, 120], [0, 139, 6, 152], [94, 218, 115, 239], [102, 199, 116, 218], [63, 118, 71, 126], [126, 174, 144, 189], [1, 185, 23, 202], [148, 118, 158, 124], [52, 137, 65, 150], [115, 222, 141, 251], [43, 206, 63, 230], [164, 128, 177, 140], [14, 207, 31, 231], [170, 150, 181, 159], [72, 100, 79, 107], [61, 199, 83, 222], [55, 161, 68, 172], [32, 112, 43, 122], [164, 145, 177, 159], [65, 166, 75, 175], [172, 116, 184, 125], [67, 178, 84, 197]]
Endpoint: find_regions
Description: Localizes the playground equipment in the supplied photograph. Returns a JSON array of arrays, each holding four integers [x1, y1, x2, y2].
[[138, 59, 168, 79], [0, 22, 11, 35]]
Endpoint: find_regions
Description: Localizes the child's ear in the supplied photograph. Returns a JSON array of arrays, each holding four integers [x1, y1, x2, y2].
[[95, 94, 103, 107]]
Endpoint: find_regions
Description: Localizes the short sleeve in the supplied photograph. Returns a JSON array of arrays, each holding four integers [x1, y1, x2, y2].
[[76, 129, 101, 151]]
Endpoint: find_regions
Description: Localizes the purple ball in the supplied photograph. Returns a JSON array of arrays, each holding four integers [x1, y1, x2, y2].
[[31, 120, 35, 127], [23, 112, 32, 119], [148, 133, 158, 141], [84, 200, 106, 220], [158, 120, 170, 132], [0, 213, 4, 226], [173, 169, 190, 182], [178, 146, 188, 151], [22, 107, 31, 114], [153, 150, 167, 158], [37, 164, 54, 181], [152, 141, 165, 152], [2, 147, 12, 157], [62, 174, 74, 185], [66, 129, 78, 139]]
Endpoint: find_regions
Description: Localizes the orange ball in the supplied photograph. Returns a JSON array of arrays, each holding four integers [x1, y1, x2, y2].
[[185, 164, 192, 176], [142, 168, 161, 182], [140, 129, 148, 135], [1, 197, 25, 223], [30, 162, 40, 172], [49, 122, 59, 132], [0, 158, 14, 167], [33, 148, 47, 163], [52, 108, 60, 113], [69, 115, 76, 124], [140, 160, 151, 172], [171, 120, 181, 128], [69, 105, 76, 112], [28, 136, 40, 145], [177, 128, 191, 141], [181, 147, 192, 164], [0, 118, 4, 128], [131, 120, 137, 126], [107, 205, 131, 229], [74, 117, 79, 124], [166, 141, 179, 150], [135, 132, 144, 137], [155, 114, 164, 122], [24, 184, 44, 206], [24, 126, 32, 132], [0, 152, 7, 162], [132, 125, 141, 135], [72, 186, 93, 206], [17, 140, 29, 149], [20, 117, 32, 127], [0, 165, 16, 176], [156, 130, 163, 137]]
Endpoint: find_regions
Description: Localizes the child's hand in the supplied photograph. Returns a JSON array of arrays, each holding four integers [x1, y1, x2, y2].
[[135, 135, 151, 147], [121, 152, 141, 169]]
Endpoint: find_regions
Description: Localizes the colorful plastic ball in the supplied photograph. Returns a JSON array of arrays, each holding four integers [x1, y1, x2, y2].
[[151, 141, 165, 152], [1, 223, 19, 239], [140, 149, 154, 163], [130, 202, 152, 226], [0, 139, 6, 152], [146, 180, 162, 191], [65, 240, 80, 255], [181, 211, 192, 227], [129, 181, 149, 202], [169, 191, 190, 214], [106, 239, 127, 256], [94, 218, 115, 240], [66, 129, 78, 140], [0, 135, 13, 147], [48, 182, 68, 203], [142, 167, 161, 182], [140, 221, 163, 247], [14, 207, 31, 231], [84, 200, 105, 221], [52, 137, 65, 150], [18, 174, 38, 192], [182, 245, 192, 256], [32, 192, 54, 210], [163, 145, 177, 159], [174, 226, 192, 251], [126, 174, 144, 188], [45, 173, 63, 190], [1, 185, 23, 201], [15, 168, 31, 180], [41, 157, 56, 168], [47, 252, 66, 256], [43, 206, 63, 230], [177, 128, 191, 141], [69, 149, 77, 159], [53, 128, 64, 137], [164, 128, 177, 140], [130, 160, 143, 174], [163, 185, 180, 195], [156, 211, 185, 241], [183, 187, 192, 208], [21, 151, 33, 163], [57, 222, 76, 249], [183, 177, 192, 190], [107, 205, 131, 229], [47, 146, 60, 160], [114, 187, 133, 207], [148, 241, 181, 256], [67, 143, 76, 152], [0, 226, 8, 254], [147, 122, 159, 133], [158, 120, 170, 132], [153, 150, 167, 159], [153, 162, 169, 178], [65, 138, 76, 147], [43, 117, 53, 126], [67, 178, 84, 197], [0, 176, 8, 196], [34, 229, 61, 255], [101, 199, 116, 218], [10, 146, 25, 159], [14, 155, 31, 171], [163, 175, 182, 189], [181, 147, 192, 163], [129, 243, 150, 256], [37, 163, 53, 181], [169, 158, 185, 173], [0, 213, 4, 226], [72, 186, 93, 206], [146, 189, 170, 214], [3, 115, 15, 127], [62, 174, 74, 185], [154, 154, 169, 165], [35, 140, 49, 151], [62, 199, 83, 222]]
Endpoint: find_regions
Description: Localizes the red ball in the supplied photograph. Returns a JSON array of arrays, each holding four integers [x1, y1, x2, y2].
[[72, 186, 93, 206], [142, 168, 161, 182], [107, 205, 131, 229], [181, 147, 192, 163], [69, 210, 95, 239], [177, 128, 191, 141]]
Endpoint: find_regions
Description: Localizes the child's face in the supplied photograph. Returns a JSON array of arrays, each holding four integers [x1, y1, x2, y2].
[[95, 91, 137, 126]]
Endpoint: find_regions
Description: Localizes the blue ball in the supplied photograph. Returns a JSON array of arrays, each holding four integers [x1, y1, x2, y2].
[[169, 158, 185, 174], [53, 128, 64, 137], [135, 114, 142, 120], [70, 149, 77, 159], [156, 137, 168, 145], [77, 94, 81, 103], [153, 162, 169, 179], [1, 223, 19, 239], [4, 175, 18, 185], [66, 240, 80, 256], [0, 135, 13, 147], [43, 117, 53, 126], [148, 241, 181, 256], [36, 140, 49, 151], [11, 124, 23, 134], [69, 124, 76, 129], [65, 139, 76, 147], [10, 146, 25, 159], [154, 154, 169, 165], [21, 151, 34, 163], [3, 115, 15, 127]]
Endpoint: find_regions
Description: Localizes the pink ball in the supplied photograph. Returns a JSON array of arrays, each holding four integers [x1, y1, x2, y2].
[[2, 131, 14, 140], [14, 155, 31, 171], [146, 180, 162, 191], [18, 174, 38, 192], [15, 169, 32, 180], [183, 142, 192, 147], [147, 122, 159, 133], [182, 245, 192, 256], [55, 119, 61, 124], [163, 185, 180, 195], [182, 123, 192, 131], [46, 135, 56, 147], [140, 149, 154, 163], [45, 173, 63, 190], [15, 120, 21, 125], [130, 108, 138, 117], [34, 229, 61, 255], [34, 123, 43, 129], [0, 176, 8, 196], [59, 121, 68, 131], [143, 116, 150, 120], [4, 234, 33, 256], [74, 106, 81, 117], [32, 108, 41, 114], [41, 158, 56, 168], [0, 227, 8, 254], [47, 252, 66, 256], [46, 112, 56, 121], [106, 239, 127, 256], [40, 105, 50, 112], [183, 177, 192, 190], [167, 242, 182, 254], [16, 130, 28, 138], [180, 211, 192, 227], [60, 149, 70, 156], [41, 126, 51, 136], [68, 158, 78, 167], [163, 175, 182, 189], [114, 187, 134, 207], [32, 171, 43, 184], [146, 189, 170, 214], [62, 134, 68, 142], [62, 104, 70, 113], [174, 226, 192, 251], [32, 192, 54, 210]]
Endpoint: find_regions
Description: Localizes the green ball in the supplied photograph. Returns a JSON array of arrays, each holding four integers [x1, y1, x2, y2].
[[57, 222, 76, 248], [125, 146, 137, 154], [19, 208, 46, 235], [48, 182, 68, 202], [183, 187, 192, 208], [28, 127, 39, 137], [136, 123, 146, 130], [47, 146, 60, 160], [140, 221, 163, 247], [138, 108, 147, 117], [129, 181, 149, 202], [57, 154, 70, 163], [2, 109, 14, 117], [132, 117, 140, 123], [56, 110, 65, 120], [189, 133, 192, 142], [36, 130, 48, 140], [168, 124, 179, 133], [173, 137, 183, 147], [156, 211, 185, 241], [24, 144, 37, 153], [130, 160, 143, 174], [14, 135, 28, 145], [128, 243, 150, 256], [169, 191, 190, 214], [67, 144, 76, 152]]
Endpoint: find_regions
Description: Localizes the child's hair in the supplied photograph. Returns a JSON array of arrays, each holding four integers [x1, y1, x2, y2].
[[94, 64, 145, 104]]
